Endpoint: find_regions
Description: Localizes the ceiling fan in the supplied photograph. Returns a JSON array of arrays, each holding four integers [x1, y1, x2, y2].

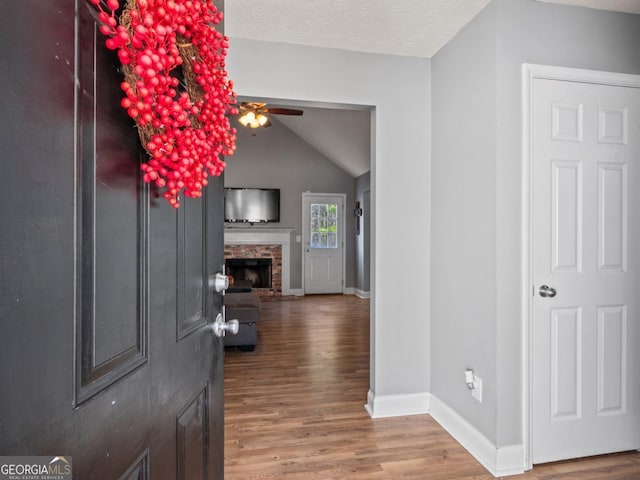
[[236, 102, 303, 128]]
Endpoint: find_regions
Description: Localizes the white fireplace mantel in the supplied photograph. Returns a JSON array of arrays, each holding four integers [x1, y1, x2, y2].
[[224, 228, 294, 295]]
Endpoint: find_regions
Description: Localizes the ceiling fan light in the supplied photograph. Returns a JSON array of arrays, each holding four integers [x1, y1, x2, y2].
[[238, 113, 250, 127], [238, 111, 256, 127], [238, 109, 273, 128]]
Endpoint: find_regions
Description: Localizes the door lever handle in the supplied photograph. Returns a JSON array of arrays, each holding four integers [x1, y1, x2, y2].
[[539, 285, 557, 298]]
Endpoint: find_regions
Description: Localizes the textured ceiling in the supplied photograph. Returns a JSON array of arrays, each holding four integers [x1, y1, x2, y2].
[[225, 0, 491, 58], [537, 0, 640, 15], [225, 0, 640, 59]]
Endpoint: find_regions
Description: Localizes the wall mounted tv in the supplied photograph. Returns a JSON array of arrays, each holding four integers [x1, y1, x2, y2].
[[224, 188, 280, 223]]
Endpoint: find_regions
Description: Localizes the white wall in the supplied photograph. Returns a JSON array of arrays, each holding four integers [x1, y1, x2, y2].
[[431, 0, 640, 465], [227, 39, 431, 404]]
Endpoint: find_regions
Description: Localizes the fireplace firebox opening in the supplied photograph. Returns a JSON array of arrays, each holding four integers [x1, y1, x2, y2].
[[225, 258, 272, 288]]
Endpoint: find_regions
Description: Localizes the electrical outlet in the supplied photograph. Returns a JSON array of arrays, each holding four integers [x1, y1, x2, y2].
[[471, 375, 483, 402]]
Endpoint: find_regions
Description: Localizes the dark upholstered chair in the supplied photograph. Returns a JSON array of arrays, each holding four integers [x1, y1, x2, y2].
[[224, 291, 261, 351]]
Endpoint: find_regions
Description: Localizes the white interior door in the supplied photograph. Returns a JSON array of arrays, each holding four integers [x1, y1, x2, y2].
[[303, 193, 345, 294], [531, 76, 640, 463]]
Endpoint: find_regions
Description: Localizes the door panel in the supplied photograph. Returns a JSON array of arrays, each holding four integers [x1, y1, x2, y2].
[[550, 160, 582, 272], [532, 77, 640, 463], [120, 449, 150, 480], [597, 305, 627, 415], [76, 5, 149, 403], [177, 198, 208, 340], [177, 386, 209, 480], [598, 164, 627, 271], [0, 1, 225, 478]]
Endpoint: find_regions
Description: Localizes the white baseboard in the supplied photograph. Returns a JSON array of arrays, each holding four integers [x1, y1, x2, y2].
[[342, 287, 370, 298], [364, 390, 430, 418], [292, 287, 369, 297], [284, 288, 304, 296], [354, 289, 370, 299], [429, 394, 526, 477]]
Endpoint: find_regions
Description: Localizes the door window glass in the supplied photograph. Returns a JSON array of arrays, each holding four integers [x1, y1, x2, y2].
[[310, 203, 338, 249]]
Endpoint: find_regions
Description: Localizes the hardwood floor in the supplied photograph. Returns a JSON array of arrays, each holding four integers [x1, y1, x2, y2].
[[224, 295, 640, 479]]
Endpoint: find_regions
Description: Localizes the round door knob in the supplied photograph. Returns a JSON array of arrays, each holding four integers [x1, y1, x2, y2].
[[209, 273, 229, 293], [212, 313, 239, 338], [539, 285, 557, 298]]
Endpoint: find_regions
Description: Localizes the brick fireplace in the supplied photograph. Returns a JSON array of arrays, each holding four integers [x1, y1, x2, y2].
[[224, 244, 282, 296], [224, 228, 294, 296]]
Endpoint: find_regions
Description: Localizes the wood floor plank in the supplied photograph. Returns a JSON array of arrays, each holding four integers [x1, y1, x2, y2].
[[224, 295, 640, 479]]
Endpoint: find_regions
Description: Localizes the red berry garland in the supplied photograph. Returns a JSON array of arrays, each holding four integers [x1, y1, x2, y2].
[[87, 0, 237, 208]]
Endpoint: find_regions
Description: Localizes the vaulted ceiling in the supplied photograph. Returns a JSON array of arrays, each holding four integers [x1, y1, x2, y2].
[[274, 107, 371, 178], [226, 0, 640, 176]]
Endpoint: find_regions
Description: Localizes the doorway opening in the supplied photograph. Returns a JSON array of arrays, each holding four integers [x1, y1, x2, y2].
[[223, 95, 376, 423]]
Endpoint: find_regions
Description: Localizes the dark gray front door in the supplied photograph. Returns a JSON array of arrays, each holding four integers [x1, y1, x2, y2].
[[0, 1, 225, 478]]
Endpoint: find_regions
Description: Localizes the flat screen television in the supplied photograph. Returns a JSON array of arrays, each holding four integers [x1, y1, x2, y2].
[[224, 188, 280, 223]]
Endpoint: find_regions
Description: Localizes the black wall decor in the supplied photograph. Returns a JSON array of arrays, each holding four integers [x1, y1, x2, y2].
[[354, 201, 363, 235]]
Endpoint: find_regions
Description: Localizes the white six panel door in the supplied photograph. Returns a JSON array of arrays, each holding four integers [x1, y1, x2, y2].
[[532, 78, 640, 463]]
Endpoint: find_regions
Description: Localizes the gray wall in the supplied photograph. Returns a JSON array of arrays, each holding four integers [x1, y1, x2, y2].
[[431, 0, 499, 444], [355, 172, 371, 293], [431, 0, 640, 449], [224, 117, 357, 290], [226, 39, 431, 402]]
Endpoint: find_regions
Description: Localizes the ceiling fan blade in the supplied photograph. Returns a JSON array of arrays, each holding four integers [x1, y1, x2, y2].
[[240, 101, 267, 111], [265, 107, 303, 116]]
